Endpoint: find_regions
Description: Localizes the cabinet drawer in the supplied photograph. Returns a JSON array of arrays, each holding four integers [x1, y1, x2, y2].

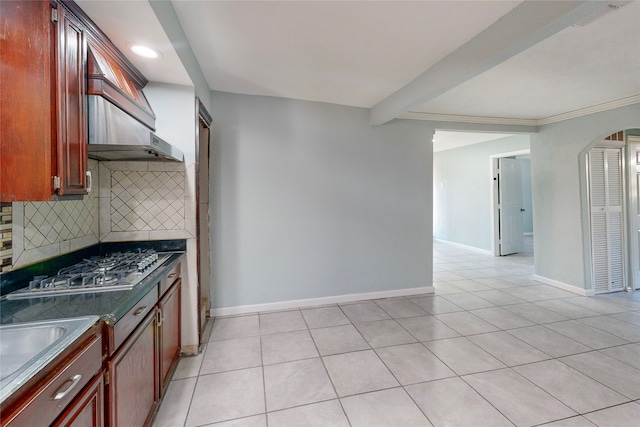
[[5, 334, 102, 427], [52, 372, 104, 427], [113, 287, 158, 350], [159, 262, 180, 297]]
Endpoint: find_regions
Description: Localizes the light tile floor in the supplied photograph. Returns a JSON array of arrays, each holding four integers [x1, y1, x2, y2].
[[154, 240, 640, 427]]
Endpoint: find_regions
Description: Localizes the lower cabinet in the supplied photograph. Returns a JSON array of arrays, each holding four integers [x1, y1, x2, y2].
[[1, 329, 103, 427], [53, 374, 105, 427], [106, 263, 182, 427], [159, 279, 181, 394], [0, 262, 183, 427], [108, 309, 158, 427]]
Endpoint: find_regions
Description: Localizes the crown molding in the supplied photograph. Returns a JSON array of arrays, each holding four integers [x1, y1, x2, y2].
[[536, 95, 640, 125], [397, 112, 538, 126], [399, 94, 640, 127]]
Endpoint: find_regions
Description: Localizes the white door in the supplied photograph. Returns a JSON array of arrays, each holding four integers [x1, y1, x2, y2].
[[589, 147, 625, 293], [498, 158, 524, 255], [627, 137, 640, 290]]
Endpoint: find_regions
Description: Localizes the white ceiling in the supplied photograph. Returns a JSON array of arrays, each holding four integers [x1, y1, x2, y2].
[[76, 0, 639, 135], [76, 0, 191, 86], [171, 0, 522, 108], [415, 0, 640, 120]]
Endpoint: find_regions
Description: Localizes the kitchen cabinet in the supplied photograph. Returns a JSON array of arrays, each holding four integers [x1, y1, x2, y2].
[[55, 2, 89, 197], [0, 0, 88, 201], [106, 260, 182, 427], [1, 326, 103, 427], [52, 374, 105, 427], [158, 279, 181, 394], [107, 308, 158, 427], [0, 0, 155, 202]]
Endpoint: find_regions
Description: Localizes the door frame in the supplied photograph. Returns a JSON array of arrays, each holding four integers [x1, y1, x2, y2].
[[626, 136, 640, 290], [489, 149, 530, 257], [195, 98, 212, 347]]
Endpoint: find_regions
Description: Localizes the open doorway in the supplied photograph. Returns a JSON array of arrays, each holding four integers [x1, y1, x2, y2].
[[433, 130, 532, 262]]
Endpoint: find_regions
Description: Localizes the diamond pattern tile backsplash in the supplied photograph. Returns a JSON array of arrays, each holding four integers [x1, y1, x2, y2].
[[5, 160, 194, 270], [23, 198, 96, 249], [110, 170, 185, 232]]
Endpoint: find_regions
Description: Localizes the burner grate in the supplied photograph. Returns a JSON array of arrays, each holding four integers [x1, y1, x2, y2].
[[6, 250, 172, 299]]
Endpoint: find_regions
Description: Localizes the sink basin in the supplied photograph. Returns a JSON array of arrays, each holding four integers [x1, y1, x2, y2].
[[0, 325, 67, 380], [0, 316, 99, 404]]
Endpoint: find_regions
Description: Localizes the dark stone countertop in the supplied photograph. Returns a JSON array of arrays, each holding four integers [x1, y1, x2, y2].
[[0, 240, 186, 326]]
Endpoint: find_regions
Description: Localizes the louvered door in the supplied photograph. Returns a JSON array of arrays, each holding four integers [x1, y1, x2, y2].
[[589, 147, 625, 293]]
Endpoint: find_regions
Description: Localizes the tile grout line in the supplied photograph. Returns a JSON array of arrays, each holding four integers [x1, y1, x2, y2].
[[301, 306, 354, 427]]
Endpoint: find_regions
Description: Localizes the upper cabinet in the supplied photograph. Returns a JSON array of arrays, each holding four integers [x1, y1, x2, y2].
[[56, 3, 90, 197], [0, 0, 155, 202], [0, 0, 87, 201]]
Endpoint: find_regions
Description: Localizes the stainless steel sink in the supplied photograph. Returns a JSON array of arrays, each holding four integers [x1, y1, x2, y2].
[[0, 316, 99, 404], [0, 324, 67, 380]]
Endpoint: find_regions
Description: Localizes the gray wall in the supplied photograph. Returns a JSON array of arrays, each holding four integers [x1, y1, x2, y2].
[[210, 92, 434, 308], [144, 83, 196, 162], [531, 103, 640, 290], [433, 135, 530, 251]]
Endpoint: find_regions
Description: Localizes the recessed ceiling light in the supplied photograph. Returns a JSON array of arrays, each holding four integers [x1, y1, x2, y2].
[[130, 45, 159, 59]]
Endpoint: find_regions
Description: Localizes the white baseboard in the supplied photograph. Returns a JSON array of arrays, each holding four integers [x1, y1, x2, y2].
[[533, 275, 594, 296], [433, 239, 493, 255], [209, 286, 435, 317]]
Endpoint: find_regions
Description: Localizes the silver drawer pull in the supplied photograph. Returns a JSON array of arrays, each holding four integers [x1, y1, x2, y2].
[[86, 171, 92, 193], [133, 306, 147, 316], [52, 374, 82, 400]]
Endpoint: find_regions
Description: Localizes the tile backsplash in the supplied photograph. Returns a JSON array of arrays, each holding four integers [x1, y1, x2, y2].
[[99, 161, 196, 242], [22, 197, 96, 249], [10, 160, 100, 268], [0, 203, 12, 272], [6, 159, 196, 270], [110, 170, 185, 232]]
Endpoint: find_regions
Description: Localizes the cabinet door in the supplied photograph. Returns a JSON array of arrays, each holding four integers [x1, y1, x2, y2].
[[55, 4, 88, 196], [159, 280, 181, 395], [0, 0, 55, 201], [108, 310, 158, 427], [52, 373, 104, 427]]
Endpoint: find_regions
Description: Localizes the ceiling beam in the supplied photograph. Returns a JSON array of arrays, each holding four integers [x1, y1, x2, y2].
[[370, 0, 614, 126]]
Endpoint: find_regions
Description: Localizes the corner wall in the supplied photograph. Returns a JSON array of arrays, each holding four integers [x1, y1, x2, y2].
[[531, 102, 640, 291], [210, 92, 434, 309]]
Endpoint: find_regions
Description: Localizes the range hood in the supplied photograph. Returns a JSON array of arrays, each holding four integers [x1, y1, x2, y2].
[[85, 42, 184, 162], [87, 96, 184, 162]]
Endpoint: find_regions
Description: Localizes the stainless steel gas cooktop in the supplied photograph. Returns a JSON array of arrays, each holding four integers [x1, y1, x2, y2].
[[5, 250, 172, 300]]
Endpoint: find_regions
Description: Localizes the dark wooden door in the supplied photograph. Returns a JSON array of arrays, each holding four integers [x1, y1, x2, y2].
[[159, 280, 181, 395]]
